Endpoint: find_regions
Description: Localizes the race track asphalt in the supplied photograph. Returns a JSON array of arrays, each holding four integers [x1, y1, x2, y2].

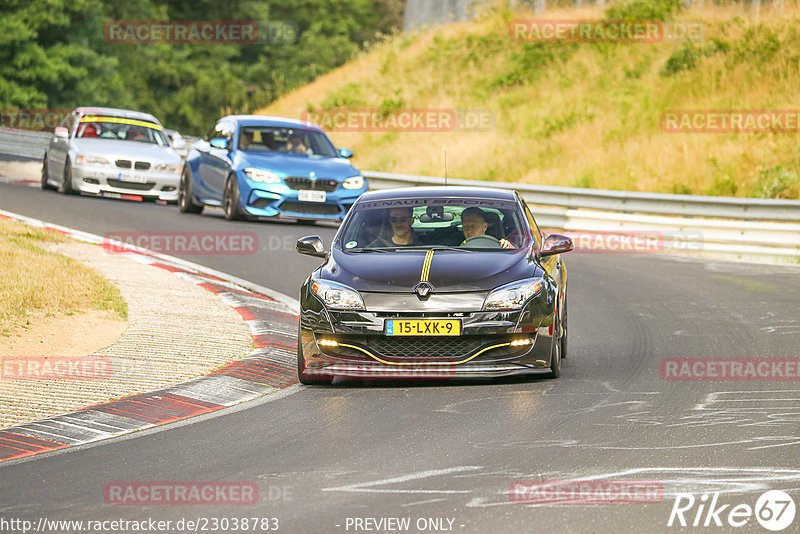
[[1, 181, 800, 534]]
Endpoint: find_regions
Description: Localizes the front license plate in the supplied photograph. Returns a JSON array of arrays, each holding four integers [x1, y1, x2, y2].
[[298, 190, 326, 202], [116, 172, 150, 183], [386, 319, 461, 336]]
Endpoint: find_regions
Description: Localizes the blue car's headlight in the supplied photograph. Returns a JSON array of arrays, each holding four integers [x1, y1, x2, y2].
[[342, 174, 364, 190], [311, 280, 365, 310], [245, 168, 281, 184], [483, 278, 544, 311]]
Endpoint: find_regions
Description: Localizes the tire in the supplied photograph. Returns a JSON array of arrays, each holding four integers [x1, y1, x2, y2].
[[560, 292, 568, 359], [61, 158, 77, 195], [548, 311, 562, 379], [297, 324, 333, 385], [178, 168, 203, 214], [223, 175, 247, 221], [41, 156, 56, 191]]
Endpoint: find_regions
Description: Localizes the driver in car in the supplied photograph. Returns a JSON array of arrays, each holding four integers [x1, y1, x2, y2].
[[460, 207, 513, 248]]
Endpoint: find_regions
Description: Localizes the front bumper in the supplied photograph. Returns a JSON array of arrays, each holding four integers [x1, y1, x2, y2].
[[73, 164, 180, 201], [299, 290, 557, 380], [239, 178, 366, 220]]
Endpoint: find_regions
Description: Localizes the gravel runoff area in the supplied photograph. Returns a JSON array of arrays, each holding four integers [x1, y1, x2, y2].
[[0, 238, 254, 428]]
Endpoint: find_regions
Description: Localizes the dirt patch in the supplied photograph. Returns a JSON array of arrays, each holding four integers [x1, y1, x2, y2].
[[0, 310, 127, 358]]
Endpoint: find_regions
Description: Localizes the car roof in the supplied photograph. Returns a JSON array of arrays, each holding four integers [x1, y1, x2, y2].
[[74, 107, 162, 124], [218, 115, 324, 132], [357, 186, 518, 202]]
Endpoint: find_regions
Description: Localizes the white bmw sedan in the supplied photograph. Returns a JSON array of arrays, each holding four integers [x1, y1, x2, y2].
[[42, 107, 183, 202]]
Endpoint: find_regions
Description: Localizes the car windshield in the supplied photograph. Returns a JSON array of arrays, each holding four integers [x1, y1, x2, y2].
[[338, 198, 533, 251], [237, 126, 338, 157], [75, 115, 169, 146]]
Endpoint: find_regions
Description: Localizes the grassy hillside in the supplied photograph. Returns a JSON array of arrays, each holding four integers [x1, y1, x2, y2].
[[259, 1, 800, 199]]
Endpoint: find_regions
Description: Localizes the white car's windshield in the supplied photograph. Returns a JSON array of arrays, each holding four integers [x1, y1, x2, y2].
[[76, 116, 169, 146]]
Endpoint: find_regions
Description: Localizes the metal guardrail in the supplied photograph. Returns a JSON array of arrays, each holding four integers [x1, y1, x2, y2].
[[363, 170, 800, 264], [1, 129, 798, 263]]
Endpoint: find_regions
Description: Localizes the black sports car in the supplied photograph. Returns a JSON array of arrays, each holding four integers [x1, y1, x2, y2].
[[295, 186, 573, 384]]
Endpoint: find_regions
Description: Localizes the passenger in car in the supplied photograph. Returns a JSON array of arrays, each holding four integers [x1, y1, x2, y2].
[[368, 208, 420, 246]]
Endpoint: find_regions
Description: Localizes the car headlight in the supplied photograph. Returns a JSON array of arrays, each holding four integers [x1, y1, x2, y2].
[[483, 278, 544, 311], [342, 174, 364, 190], [311, 280, 365, 310], [155, 163, 181, 173], [245, 168, 281, 183], [76, 155, 110, 166]]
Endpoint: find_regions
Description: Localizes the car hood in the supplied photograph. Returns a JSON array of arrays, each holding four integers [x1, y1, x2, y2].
[[236, 152, 359, 179], [72, 139, 179, 162], [320, 248, 541, 293]]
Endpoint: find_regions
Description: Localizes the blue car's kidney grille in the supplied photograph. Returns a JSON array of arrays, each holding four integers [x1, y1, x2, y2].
[[284, 177, 339, 192]]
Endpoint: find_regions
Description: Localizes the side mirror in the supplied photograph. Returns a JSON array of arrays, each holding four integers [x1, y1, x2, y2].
[[210, 137, 229, 150], [55, 127, 69, 139], [540, 234, 574, 257], [296, 235, 327, 258], [338, 147, 353, 159], [172, 138, 186, 150]]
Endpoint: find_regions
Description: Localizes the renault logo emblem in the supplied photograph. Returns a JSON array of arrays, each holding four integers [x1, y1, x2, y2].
[[413, 281, 434, 299]]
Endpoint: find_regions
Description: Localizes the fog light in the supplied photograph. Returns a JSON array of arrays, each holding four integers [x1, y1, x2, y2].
[[161, 185, 176, 192], [318, 339, 338, 347], [83, 178, 100, 184], [510, 338, 532, 347]]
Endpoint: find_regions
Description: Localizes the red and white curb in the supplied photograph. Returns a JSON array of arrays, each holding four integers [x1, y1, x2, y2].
[[0, 210, 299, 463]]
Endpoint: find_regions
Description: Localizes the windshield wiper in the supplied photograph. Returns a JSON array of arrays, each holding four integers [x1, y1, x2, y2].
[[354, 247, 394, 253], [412, 245, 470, 252]]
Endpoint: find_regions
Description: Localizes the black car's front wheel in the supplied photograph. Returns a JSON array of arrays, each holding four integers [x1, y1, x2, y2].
[[548, 310, 562, 379], [223, 175, 247, 221], [178, 168, 203, 214], [297, 326, 333, 385]]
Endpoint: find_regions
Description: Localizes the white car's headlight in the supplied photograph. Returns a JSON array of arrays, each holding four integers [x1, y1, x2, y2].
[[76, 155, 110, 166], [155, 163, 181, 173], [483, 278, 544, 311], [245, 168, 281, 183], [342, 174, 364, 189], [311, 280, 364, 310]]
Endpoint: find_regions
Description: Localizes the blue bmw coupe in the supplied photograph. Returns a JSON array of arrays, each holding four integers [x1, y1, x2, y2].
[[179, 115, 367, 221]]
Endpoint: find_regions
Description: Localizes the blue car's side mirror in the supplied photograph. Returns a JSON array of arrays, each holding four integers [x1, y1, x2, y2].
[[338, 147, 353, 159], [210, 137, 229, 150]]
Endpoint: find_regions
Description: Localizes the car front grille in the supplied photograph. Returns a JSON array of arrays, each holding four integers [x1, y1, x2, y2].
[[115, 160, 151, 170], [279, 201, 341, 216], [326, 335, 530, 361], [106, 179, 155, 191], [284, 177, 339, 192]]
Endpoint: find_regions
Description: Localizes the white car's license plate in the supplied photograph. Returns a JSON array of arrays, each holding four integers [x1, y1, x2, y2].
[[298, 190, 326, 202], [116, 172, 150, 184]]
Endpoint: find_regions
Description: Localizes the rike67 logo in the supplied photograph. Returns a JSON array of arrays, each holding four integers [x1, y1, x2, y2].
[[668, 490, 796, 531]]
